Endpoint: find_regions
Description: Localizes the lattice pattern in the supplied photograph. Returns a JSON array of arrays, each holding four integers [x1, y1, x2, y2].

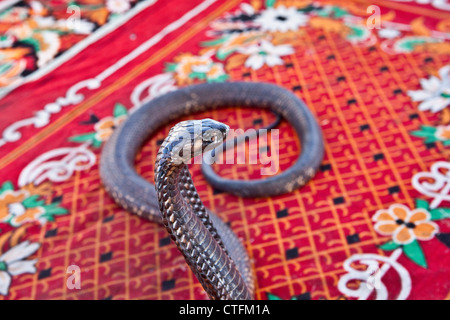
[[0, 0, 449, 300]]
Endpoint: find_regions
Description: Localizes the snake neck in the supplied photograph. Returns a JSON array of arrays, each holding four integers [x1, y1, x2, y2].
[[154, 139, 251, 300]]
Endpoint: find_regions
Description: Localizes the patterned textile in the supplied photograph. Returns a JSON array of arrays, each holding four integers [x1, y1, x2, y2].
[[0, 0, 449, 300]]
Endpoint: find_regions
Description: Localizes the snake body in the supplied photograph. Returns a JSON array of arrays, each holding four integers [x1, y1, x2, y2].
[[99, 82, 324, 299]]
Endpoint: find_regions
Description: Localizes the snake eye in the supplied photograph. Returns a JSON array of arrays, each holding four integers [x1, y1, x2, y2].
[[211, 136, 216, 142]]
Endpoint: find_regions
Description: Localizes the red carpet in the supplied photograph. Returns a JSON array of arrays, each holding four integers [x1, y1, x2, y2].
[[0, 0, 449, 300]]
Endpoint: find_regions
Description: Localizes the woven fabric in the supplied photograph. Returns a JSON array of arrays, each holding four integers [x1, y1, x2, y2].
[[0, 0, 449, 300]]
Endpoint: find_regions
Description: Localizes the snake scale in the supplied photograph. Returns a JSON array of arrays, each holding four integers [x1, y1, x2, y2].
[[99, 82, 324, 300]]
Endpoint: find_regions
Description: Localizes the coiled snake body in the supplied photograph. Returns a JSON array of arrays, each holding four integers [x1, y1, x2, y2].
[[100, 82, 324, 300]]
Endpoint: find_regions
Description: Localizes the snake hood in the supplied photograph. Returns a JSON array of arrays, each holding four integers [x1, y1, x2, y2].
[[166, 118, 229, 164]]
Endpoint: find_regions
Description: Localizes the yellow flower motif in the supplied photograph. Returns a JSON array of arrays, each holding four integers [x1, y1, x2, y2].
[[93, 115, 126, 142], [373, 204, 439, 245]]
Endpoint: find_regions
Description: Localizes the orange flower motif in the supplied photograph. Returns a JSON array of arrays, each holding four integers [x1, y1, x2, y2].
[[373, 204, 439, 245], [0, 190, 44, 224], [94, 115, 126, 141], [206, 63, 226, 80], [168, 52, 228, 85], [213, 32, 265, 56], [435, 125, 450, 141], [309, 17, 351, 35], [172, 53, 213, 85]]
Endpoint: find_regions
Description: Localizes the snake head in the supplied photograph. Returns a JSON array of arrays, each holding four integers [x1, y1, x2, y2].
[[200, 118, 229, 150], [168, 118, 229, 163]]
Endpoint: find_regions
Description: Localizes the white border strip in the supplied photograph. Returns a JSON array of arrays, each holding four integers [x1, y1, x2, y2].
[[0, 0, 219, 148], [97, 0, 218, 82], [0, 0, 21, 12]]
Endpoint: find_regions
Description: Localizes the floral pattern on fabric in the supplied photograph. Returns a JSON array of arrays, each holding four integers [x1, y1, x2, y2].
[[411, 125, 450, 146], [407, 65, 450, 113], [0, 181, 67, 227], [374, 200, 450, 268], [69, 103, 128, 147], [0, 0, 146, 88], [0, 240, 40, 295], [165, 51, 229, 85], [0, 0, 449, 300], [197, 1, 450, 80]]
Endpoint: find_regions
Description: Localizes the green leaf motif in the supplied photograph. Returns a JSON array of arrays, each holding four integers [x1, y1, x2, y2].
[[40, 213, 55, 222], [266, 292, 300, 300], [378, 241, 400, 251], [200, 37, 228, 47], [113, 103, 128, 118], [415, 198, 429, 210], [41, 202, 69, 221], [21, 37, 41, 51], [92, 138, 103, 148], [0, 181, 14, 194], [164, 63, 177, 72], [396, 38, 434, 52], [22, 195, 45, 208], [43, 205, 68, 216], [429, 208, 450, 220], [346, 25, 368, 41], [0, 62, 12, 75], [69, 132, 96, 143], [189, 71, 207, 80], [216, 49, 234, 61], [207, 74, 229, 83], [410, 126, 441, 144], [266, 292, 283, 300], [409, 125, 450, 145], [332, 6, 348, 18], [410, 130, 435, 138], [266, 0, 276, 8], [419, 125, 437, 133], [403, 240, 427, 268]]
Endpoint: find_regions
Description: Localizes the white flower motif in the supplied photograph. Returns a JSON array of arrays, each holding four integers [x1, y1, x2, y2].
[[71, 19, 96, 34], [238, 40, 294, 70], [408, 65, 450, 113], [378, 28, 401, 39], [0, 241, 40, 296], [35, 31, 60, 68], [255, 5, 309, 33], [29, 1, 45, 14], [106, 0, 131, 14], [33, 16, 56, 28]]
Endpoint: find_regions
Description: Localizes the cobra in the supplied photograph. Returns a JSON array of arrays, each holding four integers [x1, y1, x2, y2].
[[99, 82, 324, 299]]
